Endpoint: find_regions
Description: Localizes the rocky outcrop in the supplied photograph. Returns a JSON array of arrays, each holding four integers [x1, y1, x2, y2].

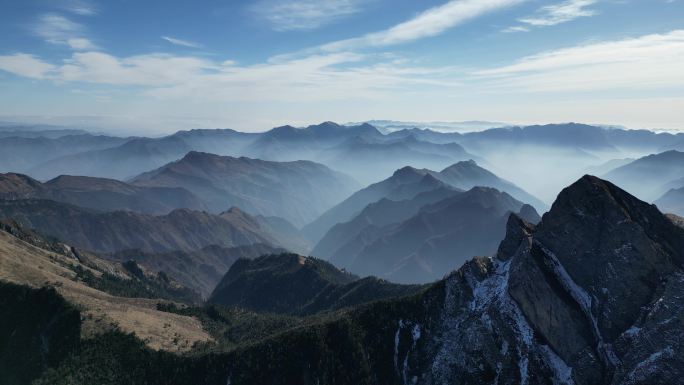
[[417, 175, 684, 384]]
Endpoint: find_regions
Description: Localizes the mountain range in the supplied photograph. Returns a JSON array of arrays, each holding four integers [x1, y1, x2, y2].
[[0, 199, 292, 254], [319, 186, 539, 283], [131, 151, 358, 227], [303, 160, 544, 244], [2, 120, 684, 384], [603, 150, 684, 202], [5, 175, 684, 384], [0, 172, 205, 214]]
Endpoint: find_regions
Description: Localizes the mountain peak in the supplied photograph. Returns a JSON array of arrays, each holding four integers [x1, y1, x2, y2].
[[391, 166, 426, 180], [440, 159, 479, 172]]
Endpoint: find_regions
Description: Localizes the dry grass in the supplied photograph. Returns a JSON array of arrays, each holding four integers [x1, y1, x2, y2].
[[0, 231, 211, 352]]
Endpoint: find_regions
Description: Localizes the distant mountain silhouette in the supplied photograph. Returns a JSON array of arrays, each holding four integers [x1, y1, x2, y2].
[[321, 187, 539, 283], [29, 136, 193, 180], [656, 186, 684, 216], [0, 134, 127, 175], [302, 160, 543, 243], [603, 150, 684, 201], [0, 173, 205, 214], [131, 151, 359, 227], [0, 199, 284, 254]]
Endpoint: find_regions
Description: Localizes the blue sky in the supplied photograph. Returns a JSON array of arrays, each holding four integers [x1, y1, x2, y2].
[[0, 0, 682, 134]]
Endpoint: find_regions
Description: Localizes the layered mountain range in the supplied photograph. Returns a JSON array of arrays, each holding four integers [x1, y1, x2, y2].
[[2, 120, 684, 384], [211, 176, 684, 384], [603, 150, 684, 201], [4, 175, 684, 384], [303, 160, 544, 244], [0, 172, 205, 214], [131, 151, 358, 227]]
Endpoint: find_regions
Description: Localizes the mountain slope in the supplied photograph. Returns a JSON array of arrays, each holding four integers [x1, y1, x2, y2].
[[311, 186, 460, 260], [0, 134, 128, 175], [131, 151, 359, 227], [655, 187, 684, 216], [0, 173, 206, 214], [330, 187, 540, 283], [222, 175, 684, 384], [6, 175, 684, 385], [109, 243, 283, 298], [437, 160, 547, 211], [0, 223, 211, 354], [28, 136, 192, 180], [603, 150, 684, 201], [208, 253, 423, 315], [303, 161, 542, 244], [0, 199, 280, 253], [301, 166, 449, 243]]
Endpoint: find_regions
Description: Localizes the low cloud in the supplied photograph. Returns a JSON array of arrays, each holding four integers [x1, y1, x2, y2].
[[475, 30, 684, 92]]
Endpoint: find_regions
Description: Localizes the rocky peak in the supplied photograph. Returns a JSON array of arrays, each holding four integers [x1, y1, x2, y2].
[[496, 213, 534, 261], [503, 175, 684, 382], [518, 203, 541, 224]]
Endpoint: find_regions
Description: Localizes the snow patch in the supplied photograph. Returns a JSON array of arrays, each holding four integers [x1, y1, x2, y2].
[[625, 347, 674, 383], [536, 242, 620, 368]]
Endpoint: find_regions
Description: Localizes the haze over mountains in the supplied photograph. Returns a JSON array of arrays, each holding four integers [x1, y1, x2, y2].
[[2, 120, 684, 384], [2, 121, 682, 202], [4, 174, 684, 384], [131, 151, 358, 227]]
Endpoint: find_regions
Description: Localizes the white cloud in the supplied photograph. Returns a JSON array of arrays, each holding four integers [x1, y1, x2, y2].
[[321, 0, 527, 51], [0, 53, 55, 79], [60, 0, 98, 16], [252, 0, 362, 31], [502, 25, 530, 33], [67, 37, 96, 50], [161, 36, 202, 48], [519, 0, 597, 27], [475, 30, 684, 92], [32, 13, 96, 50], [33, 14, 81, 42], [0, 49, 454, 103]]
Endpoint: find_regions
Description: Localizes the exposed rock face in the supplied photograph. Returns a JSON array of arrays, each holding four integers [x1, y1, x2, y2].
[[223, 176, 684, 384], [414, 175, 684, 384]]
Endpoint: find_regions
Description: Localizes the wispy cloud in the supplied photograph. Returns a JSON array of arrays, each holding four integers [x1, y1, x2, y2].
[[502, 25, 530, 33], [519, 0, 597, 27], [252, 0, 362, 31], [475, 30, 684, 92], [161, 36, 202, 48], [0, 53, 55, 79], [32, 13, 96, 50], [320, 0, 527, 51], [5, 28, 681, 99], [0, 49, 454, 103], [60, 0, 98, 16]]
